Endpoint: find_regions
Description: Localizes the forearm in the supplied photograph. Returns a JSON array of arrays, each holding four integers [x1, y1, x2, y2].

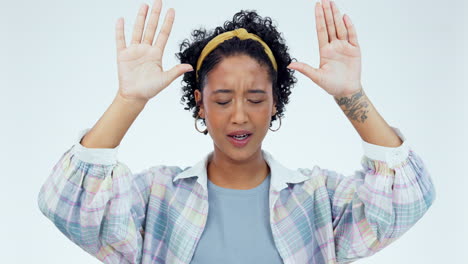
[[80, 93, 148, 148], [333, 85, 403, 147]]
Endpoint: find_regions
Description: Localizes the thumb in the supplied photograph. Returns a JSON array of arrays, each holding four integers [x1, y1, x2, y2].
[[164, 64, 194, 84], [287, 62, 321, 85]]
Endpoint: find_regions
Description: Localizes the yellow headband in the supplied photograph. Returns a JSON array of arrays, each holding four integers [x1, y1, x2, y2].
[[195, 28, 278, 82]]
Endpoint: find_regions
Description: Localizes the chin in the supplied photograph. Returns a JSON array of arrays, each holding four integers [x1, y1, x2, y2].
[[214, 139, 262, 162]]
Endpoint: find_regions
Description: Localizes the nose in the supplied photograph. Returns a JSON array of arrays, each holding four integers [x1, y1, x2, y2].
[[231, 98, 248, 125]]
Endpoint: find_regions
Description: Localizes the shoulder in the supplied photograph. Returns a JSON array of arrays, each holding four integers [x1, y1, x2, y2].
[[130, 164, 185, 187], [147, 165, 184, 179], [296, 165, 325, 179], [293, 165, 329, 190]]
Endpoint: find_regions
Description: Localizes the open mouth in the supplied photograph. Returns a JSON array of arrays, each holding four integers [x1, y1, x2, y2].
[[227, 133, 252, 147], [228, 134, 251, 140]]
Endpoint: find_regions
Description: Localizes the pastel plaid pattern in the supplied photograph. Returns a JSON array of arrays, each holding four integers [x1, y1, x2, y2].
[[38, 126, 435, 263]]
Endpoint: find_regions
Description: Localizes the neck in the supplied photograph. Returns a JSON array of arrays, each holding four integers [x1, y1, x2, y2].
[[207, 147, 270, 190]]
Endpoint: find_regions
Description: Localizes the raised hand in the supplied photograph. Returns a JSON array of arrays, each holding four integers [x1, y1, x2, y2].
[[287, 0, 362, 98], [115, 0, 193, 103]]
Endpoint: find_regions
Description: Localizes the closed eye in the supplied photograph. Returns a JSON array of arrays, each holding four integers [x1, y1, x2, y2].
[[216, 100, 264, 105]]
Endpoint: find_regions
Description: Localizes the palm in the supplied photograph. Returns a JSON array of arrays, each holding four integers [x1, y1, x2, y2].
[[288, 0, 363, 97], [317, 39, 361, 96], [115, 0, 193, 102], [117, 44, 165, 100]]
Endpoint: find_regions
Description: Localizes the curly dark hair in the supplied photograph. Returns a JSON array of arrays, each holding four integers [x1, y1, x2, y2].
[[175, 9, 298, 135]]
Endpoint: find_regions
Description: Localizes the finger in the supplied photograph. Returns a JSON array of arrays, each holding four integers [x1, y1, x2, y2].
[[344, 14, 359, 46], [330, 1, 347, 40], [321, 0, 337, 42], [288, 62, 322, 85], [154, 8, 175, 55], [163, 64, 194, 87], [115, 17, 126, 53], [131, 3, 149, 45], [142, 0, 162, 45], [315, 2, 328, 49]]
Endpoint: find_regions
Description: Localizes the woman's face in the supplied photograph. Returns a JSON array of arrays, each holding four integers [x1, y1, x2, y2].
[[194, 54, 277, 162]]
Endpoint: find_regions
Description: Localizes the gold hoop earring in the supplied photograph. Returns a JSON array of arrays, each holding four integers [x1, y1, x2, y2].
[[195, 114, 208, 134], [269, 116, 282, 132]]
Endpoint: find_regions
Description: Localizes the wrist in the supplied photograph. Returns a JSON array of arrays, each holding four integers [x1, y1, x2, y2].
[[333, 84, 364, 100], [333, 86, 370, 123], [115, 93, 148, 110]]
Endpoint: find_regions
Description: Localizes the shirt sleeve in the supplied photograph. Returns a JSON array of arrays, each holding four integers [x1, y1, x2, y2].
[[37, 128, 153, 264], [322, 126, 436, 263]]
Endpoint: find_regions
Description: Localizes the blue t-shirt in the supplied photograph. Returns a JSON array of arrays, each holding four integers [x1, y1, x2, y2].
[[190, 172, 283, 264]]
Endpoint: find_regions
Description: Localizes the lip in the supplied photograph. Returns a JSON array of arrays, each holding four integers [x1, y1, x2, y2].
[[227, 133, 252, 148], [227, 130, 252, 136]]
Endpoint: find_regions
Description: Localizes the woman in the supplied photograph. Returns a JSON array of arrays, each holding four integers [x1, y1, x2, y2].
[[37, 0, 436, 263]]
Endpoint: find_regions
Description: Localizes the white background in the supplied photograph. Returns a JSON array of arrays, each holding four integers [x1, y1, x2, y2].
[[1, 0, 466, 263]]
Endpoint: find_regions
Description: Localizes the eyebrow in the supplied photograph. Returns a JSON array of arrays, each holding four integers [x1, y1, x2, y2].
[[212, 89, 266, 94]]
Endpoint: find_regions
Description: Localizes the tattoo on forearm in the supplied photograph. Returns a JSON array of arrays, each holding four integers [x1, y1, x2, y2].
[[334, 89, 369, 123]]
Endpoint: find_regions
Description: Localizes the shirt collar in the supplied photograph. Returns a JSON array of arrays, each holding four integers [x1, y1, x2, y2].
[[172, 149, 309, 192]]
